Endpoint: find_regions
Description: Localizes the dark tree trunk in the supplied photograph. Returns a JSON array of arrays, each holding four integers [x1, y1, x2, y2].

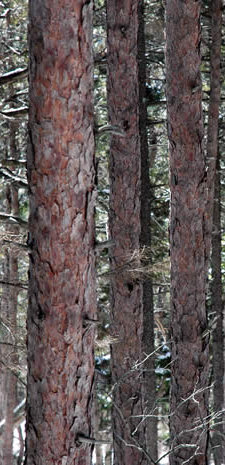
[[3, 125, 20, 465], [107, 1, 148, 464], [1, 244, 17, 465], [138, 2, 158, 462], [211, 154, 225, 464], [206, 3, 223, 463], [166, 1, 209, 464], [205, 0, 222, 259], [25, 1, 96, 464]]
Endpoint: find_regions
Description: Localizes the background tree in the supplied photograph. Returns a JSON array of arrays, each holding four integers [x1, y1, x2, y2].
[[138, 2, 158, 461], [0, 2, 28, 463], [211, 153, 224, 464], [166, 1, 209, 464], [25, 1, 96, 464], [206, 1, 224, 462], [0, 1, 225, 463], [106, 1, 150, 463]]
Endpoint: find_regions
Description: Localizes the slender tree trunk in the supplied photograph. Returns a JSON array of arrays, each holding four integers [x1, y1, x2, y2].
[[138, 2, 158, 462], [205, 0, 222, 257], [25, 2, 96, 464], [0, 16, 20, 465], [3, 132, 20, 465], [3, 249, 18, 465], [211, 154, 225, 464], [166, 2, 209, 464], [2, 184, 19, 465], [1, 245, 16, 465], [3, 359, 16, 465], [206, 3, 223, 461], [107, 1, 148, 464]]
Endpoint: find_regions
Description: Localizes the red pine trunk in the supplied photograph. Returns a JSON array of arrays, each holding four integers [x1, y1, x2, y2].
[[25, 2, 96, 464], [166, 2, 209, 464]]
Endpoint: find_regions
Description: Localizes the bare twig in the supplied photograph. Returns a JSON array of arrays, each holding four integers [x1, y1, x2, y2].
[[0, 67, 28, 86], [0, 212, 27, 228], [0, 279, 28, 290], [95, 124, 126, 137], [0, 106, 28, 119], [0, 167, 27, 188], [77, 435, 112, 446], [0, 158, 26, 168]]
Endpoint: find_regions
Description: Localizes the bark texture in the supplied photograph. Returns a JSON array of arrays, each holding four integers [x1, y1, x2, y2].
[[211, 155, 225, 464], [166, 2, 209, 464], [25, 2, 96, 465], [206, 3, 223, 462], [138, 2, 158, 462], [3, 195, 18, 465], [205, 0, 222, 260], [107, 1, 147, 464], [1, 248, 17, 465], [2, 175, 19, 465]]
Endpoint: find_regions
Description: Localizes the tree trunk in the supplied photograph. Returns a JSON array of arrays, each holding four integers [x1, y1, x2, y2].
[[3, 129, 20, 465], [205, 0, 222, 261], [205, 2, 223, 460], [166, 2, 209, 464], [1, 245, 17, 465], [25, 2, 96, 464], [138, 2, 158, 462], [211, 154, 225, 464], [107, 1, 148, 464], [206, 3, 223, 462]]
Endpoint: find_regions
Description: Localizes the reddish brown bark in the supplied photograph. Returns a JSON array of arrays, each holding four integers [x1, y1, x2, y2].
[[107, 1, 148, 464], [166, 1, 209, 464], [25, 2, 96, 465]]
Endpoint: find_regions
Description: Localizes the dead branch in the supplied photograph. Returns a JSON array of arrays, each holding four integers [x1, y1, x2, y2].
[[0, 106, 28, 119], [0, 167, 27, 188], [0, 158, 26, 168], [0, 67, 28, 86], [0, 212, 27, 228], [77, 434, 112, 446], [0, 279, 28, 290], [1, 239, 28, 251]]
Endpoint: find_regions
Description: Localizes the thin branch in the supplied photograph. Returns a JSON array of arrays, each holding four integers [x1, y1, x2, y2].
[[0, 158, 26, 168], [0, 212, 27, 228], [1, 239, 28, 250], [0, 106, 28, 119], [0, 360, 26, 386], [0, 341, 25, 350], [0, 67, 28, 86], [77, 435, 112, 446], [95, 124, 126, 137], [0, 167, 27, 188], [0, 279, 28, 290]]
